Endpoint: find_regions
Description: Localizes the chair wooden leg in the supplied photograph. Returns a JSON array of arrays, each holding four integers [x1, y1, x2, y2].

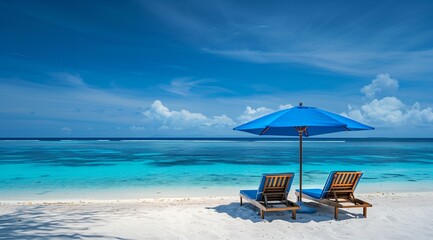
[[334, 207, 339, 219], [260, 210, 264, 219], [240, 197, 243, 206], [292, 210, 296, 220], [363, 207, 367, 218]]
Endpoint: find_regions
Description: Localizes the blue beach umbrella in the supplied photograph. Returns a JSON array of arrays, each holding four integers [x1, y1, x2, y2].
[[234, 103, 374, 213]]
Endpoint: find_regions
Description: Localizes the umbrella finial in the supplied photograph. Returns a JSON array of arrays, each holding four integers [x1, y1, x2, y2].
[[299, 102, 303, 106]]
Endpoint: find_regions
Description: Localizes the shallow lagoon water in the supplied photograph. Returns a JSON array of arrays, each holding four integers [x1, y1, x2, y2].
[[0, 138, 432, 199]]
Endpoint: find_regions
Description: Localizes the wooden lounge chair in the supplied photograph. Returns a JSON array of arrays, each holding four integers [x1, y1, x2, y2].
[[295, 171, 372, 219], [240, 173, 300, 219]]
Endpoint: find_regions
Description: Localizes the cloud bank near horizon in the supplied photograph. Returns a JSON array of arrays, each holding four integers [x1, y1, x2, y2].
[[343, 74, 433, 126]]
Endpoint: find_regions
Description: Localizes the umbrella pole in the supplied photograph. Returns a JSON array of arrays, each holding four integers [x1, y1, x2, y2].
[[299, 131, 303, 202], [295, 128, 315, 213]]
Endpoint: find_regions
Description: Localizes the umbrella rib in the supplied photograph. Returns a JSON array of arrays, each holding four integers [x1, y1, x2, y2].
[[259, 126, 270, 135]]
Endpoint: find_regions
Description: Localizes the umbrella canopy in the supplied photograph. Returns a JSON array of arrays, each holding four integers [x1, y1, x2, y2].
[[234, 103, 374, 212], [234, 105, 373, 136]]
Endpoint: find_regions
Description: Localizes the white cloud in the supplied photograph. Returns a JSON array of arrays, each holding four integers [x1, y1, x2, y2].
[[129, 125, 145, 131], [279, 103, 293, 110], [160, 77, 232, 97], [210, 48, 433, 78], [344, 97, 404, 124], [360, 73, 399, 98], [61, 127, 72, 133], [160, 77, 205, 96], [52, 72, 86, 87], [237, 106, 274, 123], [406, 102, 433, 123], [237, 104, 293, 123], [142, 100, 235, 130], [343, 97, 433, 125], [343, 75, 433, 125]]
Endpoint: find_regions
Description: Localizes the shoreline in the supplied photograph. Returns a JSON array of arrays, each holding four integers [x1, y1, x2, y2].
[[1, 180, 432, 201], [0, 191, 430, 204]]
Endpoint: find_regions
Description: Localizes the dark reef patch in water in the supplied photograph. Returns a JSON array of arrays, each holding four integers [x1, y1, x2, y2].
[[36, 191, 52, 195], [382, 173, 406, 178]]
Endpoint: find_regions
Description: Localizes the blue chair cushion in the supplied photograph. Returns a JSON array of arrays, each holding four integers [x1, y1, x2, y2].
[[240, 190, 258, 200], [295, 188, 323, 199]]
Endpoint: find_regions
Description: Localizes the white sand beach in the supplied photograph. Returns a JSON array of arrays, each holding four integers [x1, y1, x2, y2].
[[1, 192, 432, 239]]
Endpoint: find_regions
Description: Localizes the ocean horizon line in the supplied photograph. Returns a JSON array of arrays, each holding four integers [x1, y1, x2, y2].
[[1, 137, 433, 142]]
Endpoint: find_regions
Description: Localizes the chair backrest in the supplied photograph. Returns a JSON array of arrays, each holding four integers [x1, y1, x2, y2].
[[256, 173, 294, 200], [321, 171, 363, 199]]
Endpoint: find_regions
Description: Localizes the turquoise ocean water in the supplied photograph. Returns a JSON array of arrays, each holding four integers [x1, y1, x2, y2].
[[0, 138, 432, 200]]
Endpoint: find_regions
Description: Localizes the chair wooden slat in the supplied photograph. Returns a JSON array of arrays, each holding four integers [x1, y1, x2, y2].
[[342, 173, 349, 184]]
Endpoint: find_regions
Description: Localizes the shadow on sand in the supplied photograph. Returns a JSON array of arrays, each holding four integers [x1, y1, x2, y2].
[[209, 201, 365, 223], [0, 205, 128, 240]]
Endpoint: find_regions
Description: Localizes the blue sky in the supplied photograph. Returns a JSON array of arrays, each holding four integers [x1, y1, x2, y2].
[[1, 0, 433, 137]]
